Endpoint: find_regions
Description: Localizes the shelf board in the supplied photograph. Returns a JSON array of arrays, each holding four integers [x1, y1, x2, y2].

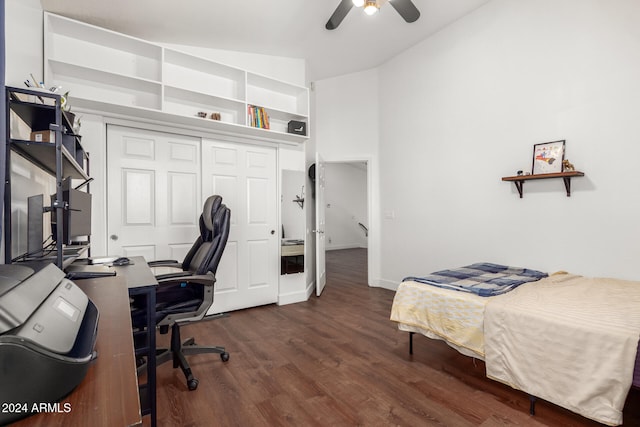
[[71, 97, 308, 145], [502, 171, 585, 198], [10, 139, 90, 180], [9, 90, 76, 133], [163, 85, 246, 121]]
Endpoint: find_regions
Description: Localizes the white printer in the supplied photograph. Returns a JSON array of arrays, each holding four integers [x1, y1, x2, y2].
[[0, 263, 99, 424]]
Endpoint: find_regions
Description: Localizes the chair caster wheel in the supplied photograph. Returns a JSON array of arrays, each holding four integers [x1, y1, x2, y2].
[[221, 352, 230, 362], [187, 378, 199, 390]]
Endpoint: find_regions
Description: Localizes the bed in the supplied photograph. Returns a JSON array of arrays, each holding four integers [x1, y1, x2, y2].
[[390, 263, 640, 426]]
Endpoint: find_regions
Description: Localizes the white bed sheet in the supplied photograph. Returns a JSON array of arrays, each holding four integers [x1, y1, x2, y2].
[[484, 273, 640, 426], [390, 279, 488, 359], [391, 273, 640, 426]]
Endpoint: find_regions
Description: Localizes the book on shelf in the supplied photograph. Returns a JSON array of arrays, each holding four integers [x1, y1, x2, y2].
[[248, 105, 270, 130]]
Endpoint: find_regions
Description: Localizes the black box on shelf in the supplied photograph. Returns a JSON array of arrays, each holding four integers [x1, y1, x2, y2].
[[62, 111, 76, 132], [287, 120, 306, 136], [75, 145, 85, 169], [62, 133, 76, 157]]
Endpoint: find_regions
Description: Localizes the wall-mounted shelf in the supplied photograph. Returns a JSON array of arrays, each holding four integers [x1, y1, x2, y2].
[[502, 171, 585, 198], [44, 12, 310, 145]]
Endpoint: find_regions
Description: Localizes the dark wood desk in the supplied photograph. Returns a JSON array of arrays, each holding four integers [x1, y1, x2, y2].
[[112, 257, 158, 427], [67, 256, 158, 427], [11, 275, 142, 426]]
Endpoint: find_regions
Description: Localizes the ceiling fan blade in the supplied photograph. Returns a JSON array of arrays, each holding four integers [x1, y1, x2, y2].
[[326, 0, 354, 30], [388, 0, 420, 23]]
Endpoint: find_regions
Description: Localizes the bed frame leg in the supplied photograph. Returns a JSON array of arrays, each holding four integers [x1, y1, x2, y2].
[[409, 332, 414, 355], [529, 395, 536, 415]]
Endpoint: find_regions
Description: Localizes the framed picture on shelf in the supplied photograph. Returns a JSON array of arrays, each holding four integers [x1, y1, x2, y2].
[[532, 140, 565, 174]]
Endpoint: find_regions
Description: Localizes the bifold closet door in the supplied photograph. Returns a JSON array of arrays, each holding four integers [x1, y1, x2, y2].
[[201, 139, 278, 314], [106, 125, 201, 261]]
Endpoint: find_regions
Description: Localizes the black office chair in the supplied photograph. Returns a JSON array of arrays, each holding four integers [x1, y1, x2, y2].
[[132, 195, 231, 390]]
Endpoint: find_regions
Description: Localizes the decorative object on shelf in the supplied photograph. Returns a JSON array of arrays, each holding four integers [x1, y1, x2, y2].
[[210, 113, 221, 121], [248, 105, 270, 129], [532, 140, 565, 174], [562, 159, 575, 171], [73, 115, 82, 135], [60, 91, 70, 111], [196, 111, 207, 118], [287, 120, 307, 136]]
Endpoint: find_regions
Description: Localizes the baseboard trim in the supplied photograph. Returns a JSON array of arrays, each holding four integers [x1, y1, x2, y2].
[[370, 278, 399, 291], [277, 280, 316, 305]]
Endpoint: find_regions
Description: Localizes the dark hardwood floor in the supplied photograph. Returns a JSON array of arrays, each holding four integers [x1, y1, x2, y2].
[[150, 248, 639, 426]]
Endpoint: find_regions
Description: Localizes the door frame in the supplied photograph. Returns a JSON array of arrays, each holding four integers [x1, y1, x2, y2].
[[315, 155, 373, 287]]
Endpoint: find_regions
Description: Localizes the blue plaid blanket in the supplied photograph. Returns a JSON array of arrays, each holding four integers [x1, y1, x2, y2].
[[402, 263, 548, 297]]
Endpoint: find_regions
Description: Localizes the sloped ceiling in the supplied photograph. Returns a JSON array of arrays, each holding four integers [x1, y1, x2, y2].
[[40, 0, 489, 82]]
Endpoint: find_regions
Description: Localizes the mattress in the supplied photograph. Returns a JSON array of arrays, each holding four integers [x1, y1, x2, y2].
[[484, 273, 640, 426], [390, 279, 488, 359], [391, 273, 640, 425]]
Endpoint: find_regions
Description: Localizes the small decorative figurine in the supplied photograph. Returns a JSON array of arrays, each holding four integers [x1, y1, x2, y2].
[[562, 159, 575, 171]]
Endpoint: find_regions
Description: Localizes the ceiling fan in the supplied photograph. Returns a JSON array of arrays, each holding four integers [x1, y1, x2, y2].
[[326, 0, 420, 30]]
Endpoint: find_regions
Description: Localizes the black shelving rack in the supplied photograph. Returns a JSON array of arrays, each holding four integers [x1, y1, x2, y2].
[[4, 86, 90, 268]]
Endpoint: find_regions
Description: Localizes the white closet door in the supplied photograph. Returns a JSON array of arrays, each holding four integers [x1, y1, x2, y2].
[[106, 125, 201, 262], [202, 139, 278, 314]]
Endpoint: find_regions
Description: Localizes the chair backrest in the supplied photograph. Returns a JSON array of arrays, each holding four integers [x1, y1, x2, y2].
[[182, 195, 231, 276]]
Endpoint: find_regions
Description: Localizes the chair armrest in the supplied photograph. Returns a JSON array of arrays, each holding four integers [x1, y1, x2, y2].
[[157, 272, 216, 287], [155, 272, 217, 326], [148, 259, 182, 268], [155, 271, 192, 281]]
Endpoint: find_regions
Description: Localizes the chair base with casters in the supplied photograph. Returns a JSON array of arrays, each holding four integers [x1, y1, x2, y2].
[[133, 280, 231, 391], [156, 322, 229, 391]]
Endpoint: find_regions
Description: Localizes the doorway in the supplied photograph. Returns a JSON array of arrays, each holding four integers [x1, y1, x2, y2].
[[322, 161, 369, 287]]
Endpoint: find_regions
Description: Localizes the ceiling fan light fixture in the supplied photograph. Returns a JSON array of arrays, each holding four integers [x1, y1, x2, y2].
[[352, 0, 365, 7], [364, 0, 379, 15]]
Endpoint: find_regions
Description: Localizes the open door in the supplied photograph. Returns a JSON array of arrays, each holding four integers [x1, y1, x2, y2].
[[315, 152, 327, 296]]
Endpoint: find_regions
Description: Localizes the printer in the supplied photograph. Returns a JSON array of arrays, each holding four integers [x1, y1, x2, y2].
[[0, 263, 99, 424]]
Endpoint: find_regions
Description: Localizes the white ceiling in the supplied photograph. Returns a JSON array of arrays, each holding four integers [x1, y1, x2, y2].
[[40, 0, 490, 82]]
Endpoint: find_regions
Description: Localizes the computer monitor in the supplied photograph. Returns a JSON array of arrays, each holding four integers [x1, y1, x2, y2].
[[51, 178, 92, 245]]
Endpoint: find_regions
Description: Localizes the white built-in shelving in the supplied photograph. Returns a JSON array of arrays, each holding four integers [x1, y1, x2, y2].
[[44, 12, 309, 144]]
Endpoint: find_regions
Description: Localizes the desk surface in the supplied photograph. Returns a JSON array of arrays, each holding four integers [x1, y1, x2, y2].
[[69, 256, 158, 290], [12, 275, 143, 427]]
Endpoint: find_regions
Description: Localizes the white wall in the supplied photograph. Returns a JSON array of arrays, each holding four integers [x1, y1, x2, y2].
[[5, 0, 41, 87], [324, 162, 368, 250], [313, 68, 380, 285], [375, 0, 640, 285]]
